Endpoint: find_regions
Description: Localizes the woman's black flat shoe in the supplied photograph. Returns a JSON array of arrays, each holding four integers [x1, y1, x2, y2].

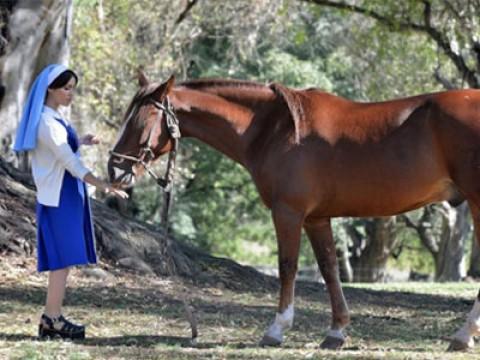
[[38, 314, 85, 340]]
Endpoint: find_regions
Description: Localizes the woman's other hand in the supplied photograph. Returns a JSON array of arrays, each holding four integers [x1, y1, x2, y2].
[[80, 134, 100, 146]]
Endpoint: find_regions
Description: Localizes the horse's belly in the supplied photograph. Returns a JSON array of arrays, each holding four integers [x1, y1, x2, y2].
[[326, 177, 456, 217], [316, 134, 454, 216]]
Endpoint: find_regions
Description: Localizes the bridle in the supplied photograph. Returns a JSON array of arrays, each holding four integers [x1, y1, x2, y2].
[[109, 96, 181, 227], [109, 91, 196, 333], [109, 96, 181, 192]]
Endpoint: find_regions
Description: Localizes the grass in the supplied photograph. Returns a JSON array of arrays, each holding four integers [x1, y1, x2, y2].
[[1, 256, 480, 359]]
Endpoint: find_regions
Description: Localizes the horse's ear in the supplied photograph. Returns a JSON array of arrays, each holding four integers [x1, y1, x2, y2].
[[137, 67, 149, 87], [152, 75, 176, 100]]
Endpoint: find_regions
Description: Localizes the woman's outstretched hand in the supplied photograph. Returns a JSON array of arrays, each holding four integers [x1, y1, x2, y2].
[[80, 134, 100, 146], [83, 173, 129, 199], [104, 184, 129, 199]]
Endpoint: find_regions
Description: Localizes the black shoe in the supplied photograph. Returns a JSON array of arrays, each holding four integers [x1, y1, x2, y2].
[[38, 314, 85, 340]]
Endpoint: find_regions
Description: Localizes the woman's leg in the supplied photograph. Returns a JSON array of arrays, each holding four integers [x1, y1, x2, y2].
[[39, 267, 85, 339], [44, 268, 69, 318]]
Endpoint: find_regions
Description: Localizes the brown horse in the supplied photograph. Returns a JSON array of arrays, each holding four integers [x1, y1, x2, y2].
[[108, 72, 480, 351]]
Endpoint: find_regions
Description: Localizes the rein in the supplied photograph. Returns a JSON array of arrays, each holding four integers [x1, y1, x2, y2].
[[110, 94, 197, 341], [109, 97, 181, 226]]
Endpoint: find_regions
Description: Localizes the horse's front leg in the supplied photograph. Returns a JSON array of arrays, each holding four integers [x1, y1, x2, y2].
[[304, 218, 350, 349], [260, 203, 303, 347]]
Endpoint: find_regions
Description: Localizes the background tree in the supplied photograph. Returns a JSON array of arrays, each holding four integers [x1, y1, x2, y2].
[[3, 0, 478, 282], [0, 0, 73, 168], [402, 203, 472, 281]]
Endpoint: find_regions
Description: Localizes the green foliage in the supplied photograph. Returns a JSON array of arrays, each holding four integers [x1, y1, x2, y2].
[[173, 140, 275, 261]]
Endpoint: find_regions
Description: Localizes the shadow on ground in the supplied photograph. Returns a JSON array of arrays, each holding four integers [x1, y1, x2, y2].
[[0, 280, 474, 348]]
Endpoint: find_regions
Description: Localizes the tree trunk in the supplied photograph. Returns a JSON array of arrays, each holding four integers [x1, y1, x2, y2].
[[0, 0, 72, 164], [336, 241, 353, 283], [404, 203, 471, 281], [468, 237, 480, 277], [435, 202, 470, 281], [349, 217, 400, 282]]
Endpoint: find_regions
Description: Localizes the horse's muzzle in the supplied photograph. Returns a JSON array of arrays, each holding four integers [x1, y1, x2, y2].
[[108, 162, 135, 189]]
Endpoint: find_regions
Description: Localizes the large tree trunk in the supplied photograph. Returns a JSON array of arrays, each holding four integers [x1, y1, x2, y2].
[[403, 202, 470, 282], [347, 217, 400, 282], [435, 202, 470, 281], [0, 0, 72, 164]]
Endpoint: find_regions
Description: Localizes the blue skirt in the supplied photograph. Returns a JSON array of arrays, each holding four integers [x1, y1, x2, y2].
[[36, 171, 97, 272]]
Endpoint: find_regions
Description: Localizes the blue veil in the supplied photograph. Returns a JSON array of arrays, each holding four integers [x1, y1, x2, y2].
[[13, 64, 68, 152]]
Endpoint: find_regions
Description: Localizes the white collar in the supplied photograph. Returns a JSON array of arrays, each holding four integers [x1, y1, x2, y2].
[[43, 106, 68, 123]]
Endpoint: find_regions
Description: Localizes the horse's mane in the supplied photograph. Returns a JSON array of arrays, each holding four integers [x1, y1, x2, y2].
[[269, 83, 305, 144], [179, 78, 306, 144], [179, 78, 268, 91]]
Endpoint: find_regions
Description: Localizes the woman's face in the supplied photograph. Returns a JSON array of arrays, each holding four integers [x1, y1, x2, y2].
[[47, 77, 76, 107]]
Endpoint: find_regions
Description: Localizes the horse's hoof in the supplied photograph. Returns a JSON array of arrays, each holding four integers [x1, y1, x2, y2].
[[447, 338, 472, 352], [259, 334, 282, 347], [320, 335, 345, 350]]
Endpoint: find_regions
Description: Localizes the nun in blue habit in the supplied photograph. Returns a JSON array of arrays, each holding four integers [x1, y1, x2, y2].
[[14, 64, 128, 340]]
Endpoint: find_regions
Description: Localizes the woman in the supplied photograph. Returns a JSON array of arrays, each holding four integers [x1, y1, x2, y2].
[[13, 64, 128, 340]]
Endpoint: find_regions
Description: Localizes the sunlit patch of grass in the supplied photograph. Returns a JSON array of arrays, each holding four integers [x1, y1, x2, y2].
[[345, 281, 480, 296]]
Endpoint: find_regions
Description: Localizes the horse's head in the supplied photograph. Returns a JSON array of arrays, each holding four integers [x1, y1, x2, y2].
[[107, 72, 177, 188]]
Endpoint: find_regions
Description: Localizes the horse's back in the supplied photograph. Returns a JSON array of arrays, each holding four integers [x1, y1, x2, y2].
[[263, 89, 480, 217]]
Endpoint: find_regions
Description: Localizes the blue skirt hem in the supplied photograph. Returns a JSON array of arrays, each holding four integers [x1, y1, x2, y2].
[[37, 259, 97, 273]]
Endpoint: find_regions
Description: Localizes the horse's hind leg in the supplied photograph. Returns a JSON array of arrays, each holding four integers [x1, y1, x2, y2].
[[260, 203, 303, 347], [304, 218, 350, 350], [449, 199, 480, 351]]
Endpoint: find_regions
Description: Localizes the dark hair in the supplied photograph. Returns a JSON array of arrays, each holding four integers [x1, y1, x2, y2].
[[48, 70, 78, 89]]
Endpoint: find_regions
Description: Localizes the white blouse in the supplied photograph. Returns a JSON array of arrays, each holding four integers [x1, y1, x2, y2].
[[31, 106, 90, 206]]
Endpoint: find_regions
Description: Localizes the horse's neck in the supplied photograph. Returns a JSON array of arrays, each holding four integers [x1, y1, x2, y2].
[[172, 86, 273, 166]]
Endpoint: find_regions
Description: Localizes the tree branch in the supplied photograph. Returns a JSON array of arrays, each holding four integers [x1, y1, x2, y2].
[[301, 0, 479, 88], [434, 67, 456, 89], [101, 117, 119, 129], [301, 0, 425, 31], [174, 0, 198, 26], [399, 213, 418, 230]]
